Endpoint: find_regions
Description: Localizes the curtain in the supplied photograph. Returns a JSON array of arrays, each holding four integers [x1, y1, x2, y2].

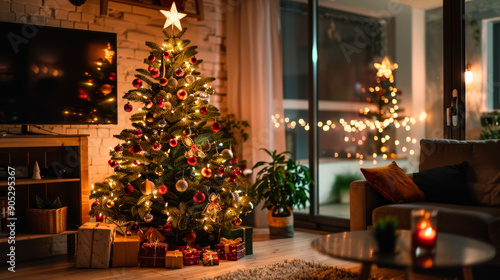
[[225, 0, 286, 227]]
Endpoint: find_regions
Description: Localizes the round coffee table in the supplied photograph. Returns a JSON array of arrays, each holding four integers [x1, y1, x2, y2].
[[311, 230, 496, 280]]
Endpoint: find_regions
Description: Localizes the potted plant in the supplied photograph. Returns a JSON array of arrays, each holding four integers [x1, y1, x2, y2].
[[26, 196, 67, 234], [329, 173, 362, 204], [373, 216, 399, 253], [251, 149, 312, 238]]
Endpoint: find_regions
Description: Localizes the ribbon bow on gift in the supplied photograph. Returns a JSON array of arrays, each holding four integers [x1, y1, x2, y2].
[[220, 237, 242, 245], [138, 227, 166, 243]]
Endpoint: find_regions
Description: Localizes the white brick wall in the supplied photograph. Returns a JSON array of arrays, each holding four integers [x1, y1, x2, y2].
[[1, 0, 228, 186]]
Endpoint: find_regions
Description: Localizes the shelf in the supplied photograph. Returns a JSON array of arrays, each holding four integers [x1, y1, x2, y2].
[[100, 0, 204, 20], [0, 178, 81, 187], [0, 230, 78, 243]]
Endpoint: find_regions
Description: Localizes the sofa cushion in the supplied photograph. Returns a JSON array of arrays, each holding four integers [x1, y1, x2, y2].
[[412, 161, 472, 205], [419, 139, 500, 206], [360, 161, 426, 204], [372, 202, 500, 243]]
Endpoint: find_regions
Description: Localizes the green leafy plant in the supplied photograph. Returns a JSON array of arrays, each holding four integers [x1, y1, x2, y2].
[[35, 195, 63, 209], [328, 173, 362, 203], [250, 149, 312, 216], [373, 217, 399, 252]]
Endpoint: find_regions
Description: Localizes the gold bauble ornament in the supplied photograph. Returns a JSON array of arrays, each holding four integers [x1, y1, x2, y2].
[[155, 166, 164, 176], [201, 167, 212, 178], [100, 84, 113, 95], [140, 179, 155, 195], [201, 140, 211, 152], [106, 200, 115, 208], [145, 100, 153, 109], [240, 195, 254, 213], [167, 77, 178, 88]]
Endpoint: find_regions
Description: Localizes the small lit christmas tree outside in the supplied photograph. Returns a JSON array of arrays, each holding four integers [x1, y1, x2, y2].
[[89, 3, 253, 245], [358, 56, 403, 158]]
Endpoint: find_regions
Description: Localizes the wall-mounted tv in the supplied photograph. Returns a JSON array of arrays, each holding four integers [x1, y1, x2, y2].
[[0, 22, 117, 125]]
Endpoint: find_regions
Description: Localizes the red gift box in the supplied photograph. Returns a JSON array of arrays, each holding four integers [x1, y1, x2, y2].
[[215, 237, 246, 261], [139, 241, 168, 267], [202, 250, 219, 266], [178, 245, 201, 266]]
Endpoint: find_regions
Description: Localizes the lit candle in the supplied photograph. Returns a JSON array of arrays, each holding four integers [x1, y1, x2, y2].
[[415, 222, 437, 248]]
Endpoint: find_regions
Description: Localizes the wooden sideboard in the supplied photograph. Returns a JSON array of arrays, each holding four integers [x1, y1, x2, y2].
[[0, 135, 90, 261]]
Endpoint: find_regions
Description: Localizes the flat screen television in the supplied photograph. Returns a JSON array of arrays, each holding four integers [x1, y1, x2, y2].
[[0, 22, 118, 125]]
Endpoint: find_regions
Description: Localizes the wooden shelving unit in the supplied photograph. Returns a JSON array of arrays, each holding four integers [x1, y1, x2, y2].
[[100, 0, 204, 20], [0, 135, 89, 253]]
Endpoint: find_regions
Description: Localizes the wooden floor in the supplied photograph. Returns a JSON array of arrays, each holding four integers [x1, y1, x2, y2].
[[0, 228, 460, 280]]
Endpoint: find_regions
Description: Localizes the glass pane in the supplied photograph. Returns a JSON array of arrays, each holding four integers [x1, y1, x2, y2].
[[465, 0, 500, 140], [313, 0, 441, 219]]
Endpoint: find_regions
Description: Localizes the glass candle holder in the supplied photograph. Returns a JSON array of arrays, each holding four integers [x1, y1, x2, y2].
[[411, 209, 437, 254]]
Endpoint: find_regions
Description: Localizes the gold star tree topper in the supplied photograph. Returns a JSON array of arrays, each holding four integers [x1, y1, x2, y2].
[[160, 2, 187, 31]]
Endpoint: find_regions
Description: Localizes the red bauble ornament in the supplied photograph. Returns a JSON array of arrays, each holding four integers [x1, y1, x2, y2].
[[187, 155, 197, 166], [133, 160, 140, 166], [147, 66, 154, 72], [229, 172, 238, 182], [169, 138, 178, 147], [163, 51, 170, 59], [91, 200, 99, 207], [158, 97, 164, 108], [199, 106, 207, 114], [108, 160, 118, 168], [218, 167, 225, 175], [193, 191, 205, 203], [230, 158, 238, 165], [211, 122, 221, 132], [232, 217, 242, 226], [177, 89, 187, 100], [150, 68, 160, 78], [201, 167, 212, 178], [134, 129, 143, 138], [163, 221, 172, 232], [130, 222, 139, 233], [152, 142, 162, 151], [114, 145, 123, 153], [234, 168, 242, 176], [124, 102, 133, 112], [132, 79, 142, 88], [184, 232, 197, 244], [109, 72, 116, 81], [158, 185, 168, 195], [190, 57, 197, 64], [175, 68, 184, 77], [124, 184, 134, 195], [148, 54, 156, 62], [78, 88, 88, 99], [132, 144, 142, 154], [159, 77, 168, 86]]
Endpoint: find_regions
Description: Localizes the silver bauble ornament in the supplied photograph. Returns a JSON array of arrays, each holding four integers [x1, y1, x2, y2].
[[140, 179, 155, 195], [185, 74, 195, 84], [201, 140, 211, 152], [175, 178, 189, 192], [143, 212, 154, 223], [221, 149, 233, 158]]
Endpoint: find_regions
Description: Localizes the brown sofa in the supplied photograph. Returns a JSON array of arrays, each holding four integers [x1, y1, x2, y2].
[[350, 139, 500, 262]]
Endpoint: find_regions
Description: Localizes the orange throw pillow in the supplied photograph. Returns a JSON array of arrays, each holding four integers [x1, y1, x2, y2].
[[360, 161, 426, 203]]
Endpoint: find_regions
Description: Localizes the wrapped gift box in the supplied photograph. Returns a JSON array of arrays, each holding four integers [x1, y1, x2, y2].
[[215, 237, 246, 261], [165, 250, 183, 269], [139, 241, 168, 267], [77, 222, 116, 268], [221, 226, 253, 255], [202, 250, 219, 266], [112, 235, 139, 267], [178, 246, 201, 266]]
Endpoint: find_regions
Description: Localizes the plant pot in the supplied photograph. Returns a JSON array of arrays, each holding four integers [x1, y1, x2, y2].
[[267, 206, 294, 239], [375, 233, 397, 253], [26, 206, 67, 234]]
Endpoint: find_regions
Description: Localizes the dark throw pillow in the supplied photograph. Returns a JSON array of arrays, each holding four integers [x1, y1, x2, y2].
[[412, 161, 471, 205], [360, 161, 426, 203]]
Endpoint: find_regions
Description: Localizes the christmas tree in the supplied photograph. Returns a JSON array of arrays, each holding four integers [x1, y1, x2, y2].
[[89, 3, 253, 244], [359, 56, 403, 158]]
